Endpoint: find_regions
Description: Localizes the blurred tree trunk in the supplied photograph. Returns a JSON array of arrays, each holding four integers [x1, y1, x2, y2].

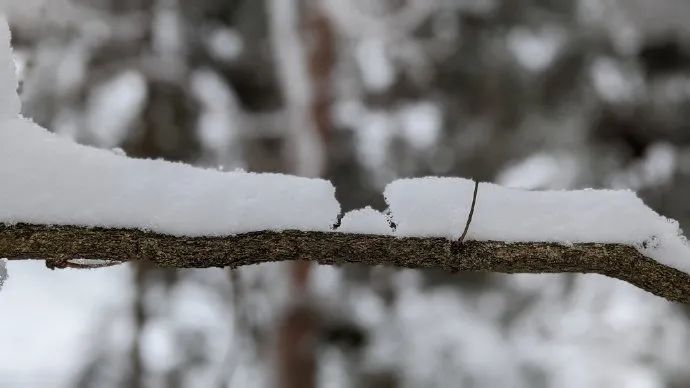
[[268, 0, 335, 387], [106, 2, 198, 386], [127, 261, 149, 388]]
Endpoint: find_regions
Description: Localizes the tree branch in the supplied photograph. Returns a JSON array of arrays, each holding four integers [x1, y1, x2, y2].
[[1, 223, 689, 303]]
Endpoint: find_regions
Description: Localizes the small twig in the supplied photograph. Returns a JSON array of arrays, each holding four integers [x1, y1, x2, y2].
[[458, 180, 479, 244]]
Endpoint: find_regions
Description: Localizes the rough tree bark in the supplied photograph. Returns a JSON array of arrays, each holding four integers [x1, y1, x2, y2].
[[1, 223, 689, 304]]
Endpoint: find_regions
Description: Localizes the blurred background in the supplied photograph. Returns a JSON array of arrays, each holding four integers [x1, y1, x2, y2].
[[1, 0, 690, 387]]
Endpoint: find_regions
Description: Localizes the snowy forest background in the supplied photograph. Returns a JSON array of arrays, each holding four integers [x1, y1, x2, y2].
[[2, 0, 690, 387]]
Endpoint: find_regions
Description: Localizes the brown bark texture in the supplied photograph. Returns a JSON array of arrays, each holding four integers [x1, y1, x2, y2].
[[1, 223, 689, 304]]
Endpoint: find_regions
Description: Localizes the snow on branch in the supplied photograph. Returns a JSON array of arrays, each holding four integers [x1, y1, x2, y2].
[[1, 17, 689, 303], [2, 224, 690, 303]]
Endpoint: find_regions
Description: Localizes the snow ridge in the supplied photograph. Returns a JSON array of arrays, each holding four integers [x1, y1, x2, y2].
[[384, 178, 690, 274], [0, 119, 341, 236]]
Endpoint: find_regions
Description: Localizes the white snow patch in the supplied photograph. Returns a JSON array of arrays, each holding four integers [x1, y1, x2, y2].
[[0, 261, 131, 383], [0, 15, 19, 119], [385, 177, 690, 274], [590, 57, 643, 103], [385, 178, 475, 240], [356, 37, 394, 92], [207, 26, 243, 62], [85, 69, 147, 148], [497, 152, 579, 190], [191, 68, 242, 159], [610, 142, 677, 191], [398, 102, 442, 150], [0, 259, 7, 291], [0, 118, 340, 236], [338, 206, 392, 235], [507, 26, 564, 73]]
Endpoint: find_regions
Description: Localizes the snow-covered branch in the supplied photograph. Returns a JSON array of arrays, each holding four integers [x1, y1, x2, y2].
[[1, 17, 689, 304], [2, 120, 690, 304], [2, 224, 689, 303]]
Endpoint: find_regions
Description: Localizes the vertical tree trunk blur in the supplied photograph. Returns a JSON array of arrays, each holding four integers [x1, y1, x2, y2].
[[306, 4, 335, 142], [108, 1, 198, 386], [268, 0, 335, 387], [127, 262, 149, 388]]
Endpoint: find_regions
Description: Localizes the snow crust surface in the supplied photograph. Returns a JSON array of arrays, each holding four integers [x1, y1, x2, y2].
[[338, 207, 392, 235], [0, 119, 341, 236], [385, 177, 690, 274]]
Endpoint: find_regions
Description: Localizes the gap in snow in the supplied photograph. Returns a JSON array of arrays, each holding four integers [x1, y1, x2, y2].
[[337, 206, 393, 236]]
